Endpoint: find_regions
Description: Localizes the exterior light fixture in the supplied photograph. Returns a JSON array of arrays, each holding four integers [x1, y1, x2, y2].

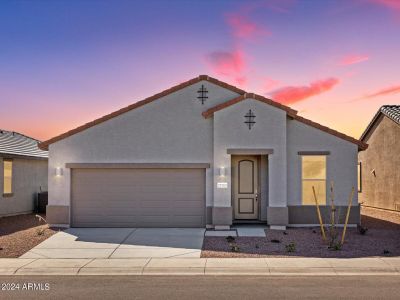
[[55, 167, 63, 177], [219, 166, 225, 177]]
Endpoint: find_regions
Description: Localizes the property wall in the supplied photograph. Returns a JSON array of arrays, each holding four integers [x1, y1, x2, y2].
[[0, 157, 48, 217], [287, 119, 359, 224], [48, 80, 241, 224], [359, 116, 400, 211], [213, 99, 287, 223]]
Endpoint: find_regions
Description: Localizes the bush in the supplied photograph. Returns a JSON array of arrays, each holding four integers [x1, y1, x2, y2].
[[231, 245, 240, 252], [226, 236, 235, 243], [285, 242, 296, 253]]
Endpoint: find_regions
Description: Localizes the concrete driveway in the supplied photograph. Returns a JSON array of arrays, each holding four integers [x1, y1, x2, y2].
[[20, 228, 205, 259]]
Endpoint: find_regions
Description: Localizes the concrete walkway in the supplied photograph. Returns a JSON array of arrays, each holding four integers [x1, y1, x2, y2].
[[1, 257, 399, 276], [21, 228, 205, 259]]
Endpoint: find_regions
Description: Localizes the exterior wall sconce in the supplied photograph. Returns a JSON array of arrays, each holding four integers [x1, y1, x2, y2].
[[55, 167, 63, 177], [219, 166, 225, 177]]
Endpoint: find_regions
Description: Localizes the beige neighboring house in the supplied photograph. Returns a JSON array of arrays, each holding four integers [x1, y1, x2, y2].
[[39, 75, 367, 229], [358, 105, 400, 211], [0, 130, 48, 217]]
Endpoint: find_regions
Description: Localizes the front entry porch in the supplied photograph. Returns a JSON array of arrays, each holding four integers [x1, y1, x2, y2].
[[210, 148, 289, 230]]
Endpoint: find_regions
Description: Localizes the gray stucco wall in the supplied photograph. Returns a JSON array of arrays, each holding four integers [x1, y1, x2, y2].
[[48, 81, 241, 215], [287, 119, 359, 210], [213, 99, 287, 209], [46, 79, 360, 226], [0, 157, 48, 217]]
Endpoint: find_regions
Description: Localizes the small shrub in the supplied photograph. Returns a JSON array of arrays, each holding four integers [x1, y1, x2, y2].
[[270, 239, 281, 243], [226, 236, 235, 243], [231, 245, 240, 252], [329, 242, 342, 251], [357, 225, 368, 235], [383, 249, 391, 255], [36, 227, 46, 236], [285, 242, 296, 253]]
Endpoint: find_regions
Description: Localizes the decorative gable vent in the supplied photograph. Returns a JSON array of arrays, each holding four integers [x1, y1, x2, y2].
[[244, 109, 256, 130], [197, 85, 208, 105]]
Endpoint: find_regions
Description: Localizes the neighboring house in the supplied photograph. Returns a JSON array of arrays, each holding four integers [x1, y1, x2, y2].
[[39, 75, 367, 229], [0, 130, 48, 217], [358, 105, 400, 211]]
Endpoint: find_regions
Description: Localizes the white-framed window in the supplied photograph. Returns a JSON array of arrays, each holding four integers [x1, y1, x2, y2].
[[302, 155, 326, 205], [3, 159, 13, 196]]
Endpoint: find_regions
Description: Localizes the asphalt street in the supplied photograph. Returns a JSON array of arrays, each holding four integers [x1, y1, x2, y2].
[[1, 275, 399, 300]]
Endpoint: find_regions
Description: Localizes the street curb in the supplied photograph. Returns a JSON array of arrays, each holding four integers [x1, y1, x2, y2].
[[0, 258, 399, 276]]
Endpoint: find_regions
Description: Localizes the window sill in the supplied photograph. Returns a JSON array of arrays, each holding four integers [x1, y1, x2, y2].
[[2, 193, 13, 198]]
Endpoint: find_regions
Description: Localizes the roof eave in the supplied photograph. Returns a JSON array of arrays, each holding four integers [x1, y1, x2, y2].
[[38, 75, 246, 150], [202, 93, 298, 119]]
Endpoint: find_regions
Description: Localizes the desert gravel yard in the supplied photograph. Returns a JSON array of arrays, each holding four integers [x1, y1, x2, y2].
[[0, 214, 59, 258], [202, 206, 400, 258]]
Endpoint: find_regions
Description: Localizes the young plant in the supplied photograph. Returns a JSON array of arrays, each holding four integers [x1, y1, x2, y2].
[[231, 245, 240, 252], [285, 242, 296, 253], [36, 227, 46, 236], [357, 225, 368, 235], [226, 236, 235, 243]]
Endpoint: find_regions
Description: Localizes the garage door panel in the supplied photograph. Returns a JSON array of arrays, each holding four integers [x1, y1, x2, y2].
[[71, 168, 205, 227]]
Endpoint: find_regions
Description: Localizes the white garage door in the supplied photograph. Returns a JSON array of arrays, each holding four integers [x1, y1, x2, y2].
[[71, 168, 206, 227]]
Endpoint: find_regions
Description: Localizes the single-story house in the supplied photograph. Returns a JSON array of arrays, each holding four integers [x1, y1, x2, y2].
[[358, 105, 400, 211], [0, 130, 48, 217], [39, 75, 367, 229]]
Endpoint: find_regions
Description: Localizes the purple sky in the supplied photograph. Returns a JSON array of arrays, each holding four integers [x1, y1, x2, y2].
[[1, 0, 399, 140]]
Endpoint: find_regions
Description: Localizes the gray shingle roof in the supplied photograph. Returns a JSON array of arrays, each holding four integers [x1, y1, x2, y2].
[[381, 105, 400, 125], [0, 130, 48, 159], [360, 105, 400, 141]]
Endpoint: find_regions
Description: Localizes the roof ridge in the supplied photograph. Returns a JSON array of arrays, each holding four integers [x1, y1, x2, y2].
[[202, 94, 367, 150], [39, 75, 246, 150], [0, 129, 42, 142], [292, 115, 368, 150], [360, 105, 400, 141], [202, 93, 298, 118]]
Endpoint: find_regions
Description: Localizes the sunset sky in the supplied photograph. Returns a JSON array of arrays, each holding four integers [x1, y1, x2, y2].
[[1, 0, 399, 141]]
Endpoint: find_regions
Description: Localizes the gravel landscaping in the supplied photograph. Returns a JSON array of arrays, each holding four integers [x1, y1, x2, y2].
[[0, 213, 60, 258], [202, 206, 400, 258]]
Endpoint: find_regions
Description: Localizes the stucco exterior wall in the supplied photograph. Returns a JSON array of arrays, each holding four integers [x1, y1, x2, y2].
[[48, 81, 241, 215], [46, 79, 361, 227], [287, 119, 359, 211], [0, 157, 48, 216], [213, 99, 287, 210], [358, 116, 400, 210]]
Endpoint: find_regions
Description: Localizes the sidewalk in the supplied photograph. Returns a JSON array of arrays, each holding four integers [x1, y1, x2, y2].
[[1, 257, 399, 276]]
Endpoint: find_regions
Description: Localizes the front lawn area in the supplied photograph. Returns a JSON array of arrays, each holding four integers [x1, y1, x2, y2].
[[202, 206, 400, 258], [0, 213, 60, 258]]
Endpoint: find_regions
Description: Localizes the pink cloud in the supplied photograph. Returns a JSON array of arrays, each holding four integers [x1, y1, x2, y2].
[[363, 84, 400, 99], [368, 0, 400, 11], [206, 50, 245, 76], [262, 77, 280, 91], [269, 78, 340, 104], [225, 13, 270, 39], [339, 54, 369, 66], [234, 76, 247, 87]]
